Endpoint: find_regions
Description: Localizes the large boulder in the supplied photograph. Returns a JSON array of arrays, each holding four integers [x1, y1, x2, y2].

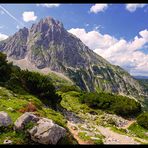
[[29, 118, 66, 144], [0, 111, 12, 127], [14, 112, 39, 130]]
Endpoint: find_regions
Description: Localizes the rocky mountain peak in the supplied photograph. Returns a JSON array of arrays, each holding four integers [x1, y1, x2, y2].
[[0, 16, 146, 98], [30, 16, 64, 34]]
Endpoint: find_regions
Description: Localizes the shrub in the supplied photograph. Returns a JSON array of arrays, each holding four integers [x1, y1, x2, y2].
[[80, 92, 141, 117], [137, 112, 148, 129], [0, 52, 62, 109], [0, 52, 12, 82], [7, 69, 62, 109], [59, 85, 81, 93]]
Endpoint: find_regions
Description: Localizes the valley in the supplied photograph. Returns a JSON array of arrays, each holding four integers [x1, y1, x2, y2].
[[0, 15, 147, 145]]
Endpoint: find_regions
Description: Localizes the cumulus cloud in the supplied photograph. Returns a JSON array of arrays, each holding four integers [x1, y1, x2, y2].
[[68, 28, 148, 76], [125, 4, 147, 12], [0, 33, 8, 41], [36, 4, 60, 8], [90, 4, 108, 14], [22, 11, 37, 22]]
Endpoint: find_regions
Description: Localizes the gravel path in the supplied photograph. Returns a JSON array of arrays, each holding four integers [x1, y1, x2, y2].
[[97, 126, 140, 144], [62, 108, 143, 144], [67, 121, 93, 145]]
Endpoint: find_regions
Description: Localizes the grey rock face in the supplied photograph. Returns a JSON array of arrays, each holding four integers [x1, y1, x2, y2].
[[0, 27, 28, 60], [29, 117, 66, 144], [0, 111, 12, 127], [0, 16, 146, 99], [14, 112, 39, 131]]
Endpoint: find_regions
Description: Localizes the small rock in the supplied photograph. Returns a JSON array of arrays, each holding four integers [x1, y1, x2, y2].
[[90, 137, 100, 140], [145, 132, 148, 136], [71, 126, 77, 130], [3, 139, 13, 144], [14, 112, 39, 131], [0, 111, 12, 127]]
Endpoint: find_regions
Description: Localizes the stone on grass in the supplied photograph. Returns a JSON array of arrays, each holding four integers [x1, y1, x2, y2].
[[14, 112, 39, 130], [29, 118, 66, 144], [0, 111, 12, 127]]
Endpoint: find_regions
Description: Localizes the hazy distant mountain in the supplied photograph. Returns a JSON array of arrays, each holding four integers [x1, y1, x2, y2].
[[133, 76, 148, 80], [0, 16, 146, 99]]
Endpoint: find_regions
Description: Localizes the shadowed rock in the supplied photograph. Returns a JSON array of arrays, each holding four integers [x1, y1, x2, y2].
[[0, 111, 12, 127]]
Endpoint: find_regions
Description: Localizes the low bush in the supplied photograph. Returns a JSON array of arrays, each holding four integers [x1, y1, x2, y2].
[[59, 85, 81, 93], [79, 92, 141, 117], [137, 112, 148, 129]]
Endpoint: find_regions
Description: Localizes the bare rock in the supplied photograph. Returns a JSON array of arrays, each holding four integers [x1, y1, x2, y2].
[[0, 111, 12, 127], [14, 112, 39, 131], [29, 118, 66, 144]]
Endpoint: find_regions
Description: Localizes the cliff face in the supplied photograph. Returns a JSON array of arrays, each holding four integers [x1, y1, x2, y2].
[[0, 16, 146, 99]]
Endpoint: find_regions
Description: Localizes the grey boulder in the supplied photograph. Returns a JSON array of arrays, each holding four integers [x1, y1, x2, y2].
[[14, 112, 39, 130], [29, 117, 66, 144], [0, 111, 12, 127]]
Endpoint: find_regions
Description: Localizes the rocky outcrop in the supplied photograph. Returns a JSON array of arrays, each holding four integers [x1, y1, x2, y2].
[[0, 16, 146, 99], [0, 111, 12, 127], [29, 118, 66, 144], [14, 112, 39, 130], [13, 112, 66, 144]]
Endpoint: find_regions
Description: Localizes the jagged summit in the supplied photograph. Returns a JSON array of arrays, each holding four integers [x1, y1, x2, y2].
[[30, 16, 64, 34], [0, 16, 146, 98]]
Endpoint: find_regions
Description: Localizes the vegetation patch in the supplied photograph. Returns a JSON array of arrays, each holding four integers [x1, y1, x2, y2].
[[137, 112, 148, 130], [79, 92, 142, 117], [128, 123, 148, 140]]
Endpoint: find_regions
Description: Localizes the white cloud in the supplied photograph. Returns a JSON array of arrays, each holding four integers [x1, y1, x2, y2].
[[16, 25, 20, 29], [90, 4, 108, 14], [22, 11, 37, 22], [0, 33, 8, 41], [68, 28, 148, 76], [36, 4, 60, 8], [125, 4, 147, 12]]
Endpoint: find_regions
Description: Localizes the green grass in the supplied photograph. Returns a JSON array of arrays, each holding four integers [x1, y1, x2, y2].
[[0, 86, 67, 128], [59, 90, 104, 123], [39, 107, 67, 128], [48, 72, 73, 89], [0, 126, 34, 144], [78, 132, 103, 144], [110, 126, 127, 135], [78, 132, 91, 141], [128, 123, 148, 140], [0, 86, 69, 144], [60, 91, 94, 114], [60, 91, 106, 117]]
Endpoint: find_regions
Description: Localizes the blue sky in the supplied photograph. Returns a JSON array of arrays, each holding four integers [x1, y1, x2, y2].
[[0, 3, 148, 76]]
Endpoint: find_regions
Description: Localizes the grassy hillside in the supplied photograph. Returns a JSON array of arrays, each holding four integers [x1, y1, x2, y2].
[[0, 52, 148, 144]]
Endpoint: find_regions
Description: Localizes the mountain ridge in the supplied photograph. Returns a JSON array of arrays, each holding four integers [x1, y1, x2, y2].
[[0, 16, 146, 99]]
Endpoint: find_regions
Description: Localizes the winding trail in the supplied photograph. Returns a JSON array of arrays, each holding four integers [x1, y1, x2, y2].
[[121, 120, 136, 129], [97, 126, 139, 144], [61, 108, 145, 144], [67, 121, 93, 144]]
